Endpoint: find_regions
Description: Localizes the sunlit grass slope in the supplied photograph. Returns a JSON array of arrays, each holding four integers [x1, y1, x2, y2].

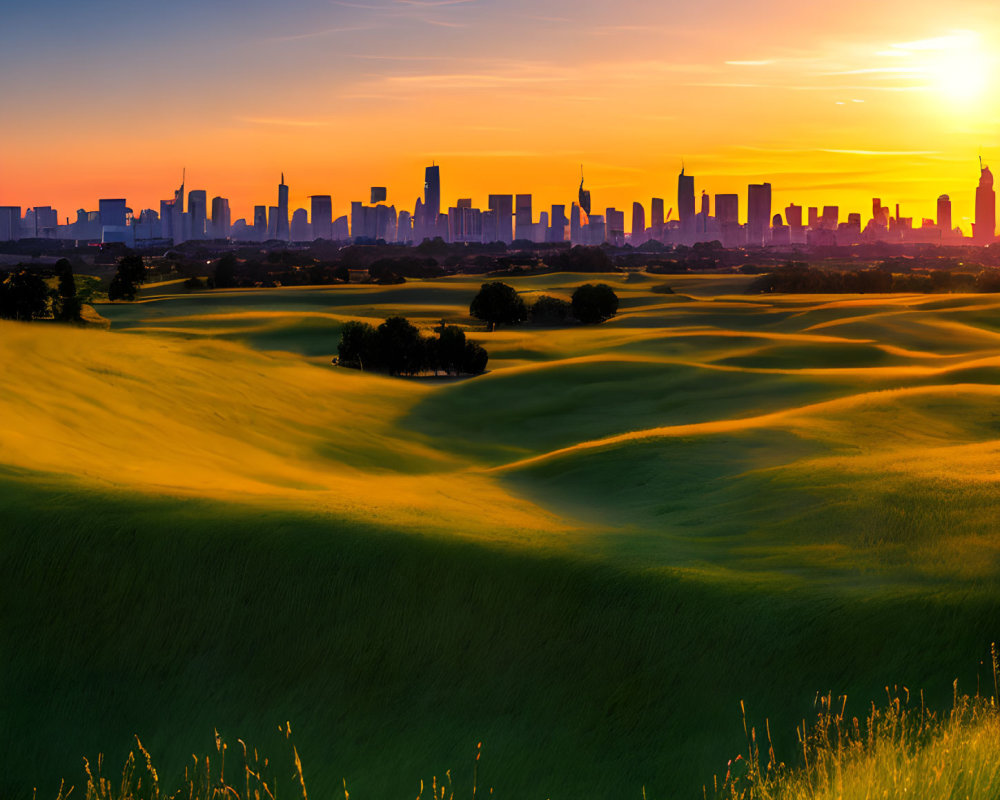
[[5, 275, 1000, 798]]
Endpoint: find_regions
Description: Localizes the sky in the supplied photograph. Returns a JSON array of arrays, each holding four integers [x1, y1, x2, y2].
[[3, 0, 1000, 231]]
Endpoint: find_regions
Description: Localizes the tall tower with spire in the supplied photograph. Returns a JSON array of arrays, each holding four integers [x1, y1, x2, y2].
[[975, 157, 995, 245], [578, 166, 591, 216], [276, 172, 290, 241]]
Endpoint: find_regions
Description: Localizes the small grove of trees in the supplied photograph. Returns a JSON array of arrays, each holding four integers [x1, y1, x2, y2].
[[108, 254, 146, 301], [337, 317, 488, 376], [470, 281, 620, 328], [571, 283, 619, 324], [0, 258, 83, 322]]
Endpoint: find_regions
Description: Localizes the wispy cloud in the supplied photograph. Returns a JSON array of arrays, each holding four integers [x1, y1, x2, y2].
[[726, 60, 775, 66], [236, 117, 333, 127], [268, 24, 375, 41], [821, 148, 939, 156]]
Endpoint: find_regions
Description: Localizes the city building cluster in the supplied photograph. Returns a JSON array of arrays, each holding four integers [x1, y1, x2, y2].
[[0, 161, 996, 249]]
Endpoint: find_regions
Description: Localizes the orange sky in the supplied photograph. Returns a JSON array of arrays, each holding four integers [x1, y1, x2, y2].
[[4, 0, 1000, 231]]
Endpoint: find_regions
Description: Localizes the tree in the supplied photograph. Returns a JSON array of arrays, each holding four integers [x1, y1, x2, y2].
[[0, 270, 49, 320], [461, 341, 488, 375], [108, 254, 146, 302], [529, 294, 571, 323], [430, 321, 467, 374], [373, 316, 426, 376], [469, 281, 527, 331], [55, 259, 82, 322], [213, 253, 238, 288], [571, 283, 619, 324], [337, 321, 376, 369]]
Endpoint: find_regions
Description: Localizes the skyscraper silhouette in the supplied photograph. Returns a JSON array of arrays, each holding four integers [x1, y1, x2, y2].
[[747, 183, 772, 246], [937, 194, 952, 235], [311, 195, 333, 240], [678, 167, 695, 236], [276, 173, 290, 241], [579, 167, 591, 216], [424, 165, 441, 236], [975, 159, 995, 245]]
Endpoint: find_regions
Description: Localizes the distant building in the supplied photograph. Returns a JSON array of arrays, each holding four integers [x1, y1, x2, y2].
[[276, 174, 290, 241], [631, 202, 645, 243], [0, 206, 21, 241], [514, 194, 532, 241], [99, 198, 127, 229], [291, 208, 310, 241], [937, 194, 952, 234], [188, 190, 207, 239], [488, 194, 513, 243], [311, 195, 333, 240], [253, 206, 268, 240], [821, 205, 838, 230], [650, 198, 665, 239], [678, 168, 695, 236], [210, 196, 230, 239], [747, 183, 772, 246], [606, 207, 625, 245], [370, 187, 387, 204], [975, 160, 995, 244]]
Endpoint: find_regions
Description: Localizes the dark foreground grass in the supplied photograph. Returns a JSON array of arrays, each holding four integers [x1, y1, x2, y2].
[[3, 471, 999, 800], [41, 678, 1000, 800]]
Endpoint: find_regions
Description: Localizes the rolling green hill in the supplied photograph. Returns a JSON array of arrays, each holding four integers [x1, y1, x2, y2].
[[3, 274, 1000, 798]]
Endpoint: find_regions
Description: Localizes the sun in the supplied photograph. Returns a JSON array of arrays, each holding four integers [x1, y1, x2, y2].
[[923, 31, 993, 102], [931, 45, 991, 101]]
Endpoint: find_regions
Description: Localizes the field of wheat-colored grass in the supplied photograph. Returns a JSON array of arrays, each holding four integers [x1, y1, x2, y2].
[[4, 273, 1000, 799]]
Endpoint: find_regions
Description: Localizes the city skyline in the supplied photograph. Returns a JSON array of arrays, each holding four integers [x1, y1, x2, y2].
[[1, 156, 994, 247], [4, 0, 1000, 225]]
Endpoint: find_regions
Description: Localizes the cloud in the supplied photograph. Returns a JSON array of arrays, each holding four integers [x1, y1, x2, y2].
[[820, 149, 939, 156], [236, 117, 332, 127], [725, 60, 776, 66], [268, 25, 375, 41]]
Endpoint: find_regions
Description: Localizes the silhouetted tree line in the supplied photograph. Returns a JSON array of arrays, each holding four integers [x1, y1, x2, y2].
[[748, 262, 994, 294], [337, 317, 488, 376], [469, 281, 619, 329], [541, 246, 617, 273]]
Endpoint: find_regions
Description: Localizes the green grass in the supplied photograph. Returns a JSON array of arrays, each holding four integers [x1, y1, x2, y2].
[[6, 275, 1000, 799]]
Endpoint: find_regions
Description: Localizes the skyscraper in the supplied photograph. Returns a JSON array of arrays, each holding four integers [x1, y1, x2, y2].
[[514, 194, 532, 241], [975, 159, 995, 245], [276, 174, 290, 241], [188, 190, 207, 239], [678, 168, 695, 235], [650, 198, 665, 238], [747, 183, 772, 246], [424, 165, 441, 229], [210, 196, 230, 239], [488, 194, 513, 243], [253, 206, 267, 240], [631, 202, 645, 242], [311, 196, 333, 240], [579, 168, 591, 216], [937, 194, 952, 234]]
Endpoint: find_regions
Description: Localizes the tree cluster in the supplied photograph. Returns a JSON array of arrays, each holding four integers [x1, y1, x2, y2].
[[337, 317, 488, 376], [108, 254, 147, 301], [0, 258, 82, 322], [469, 281, 620, 328]]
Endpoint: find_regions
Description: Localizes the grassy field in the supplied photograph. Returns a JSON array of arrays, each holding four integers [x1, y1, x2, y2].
[[3, 272, 1000, 798]]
